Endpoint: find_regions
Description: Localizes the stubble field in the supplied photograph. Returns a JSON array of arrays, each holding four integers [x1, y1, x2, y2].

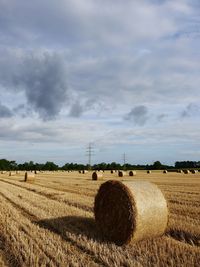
[[0, 170, 199, 267]]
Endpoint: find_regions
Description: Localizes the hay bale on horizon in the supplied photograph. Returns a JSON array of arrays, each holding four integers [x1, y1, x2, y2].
[[9, 171, 15, 176], [177, 170, 183, 173], [191, 170, 198, 174], [118, 171, 126, 177], [147, 170, 152, 174], [92, 172, 103, 181], [183, 170, 190, 174], [129, 170, 137, 176], [110, 170, 114, 174], [94, 180, 168, 246], [82, 170, 88, 174], [163, 170, 168, 174], [24, 172, 35, 182]]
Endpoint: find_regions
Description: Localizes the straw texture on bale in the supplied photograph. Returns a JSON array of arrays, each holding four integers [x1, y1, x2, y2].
[[118, 171, 126, 177], [147, 170, 152, 174], [92, 172, 103, 180], [94, 180, 168, 246], [24, 172, 35, 182], [129, 171, 136, 176]]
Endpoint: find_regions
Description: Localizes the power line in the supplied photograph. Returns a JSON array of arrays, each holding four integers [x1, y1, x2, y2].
[[123, 152, 126, 165], [86, 143, 95, 169], [122, 152, 127, 170]]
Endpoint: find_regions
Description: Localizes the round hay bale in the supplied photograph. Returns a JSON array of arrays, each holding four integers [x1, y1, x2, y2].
[[94, 180, 168, 245], [92, 172, 103, 180], [24, 172, 35, 182], [9, 171, 15, 176], [147, 170, 152, 174], [129, 170, 136, 176], [191, 170, 198, 174], [183, 170, 190, 174], [78, 170, 82, 173], [163, 170, 168, 174], [82, 170, 88, 174], [118, 171, 126, 177], [110, 170, 114, 174]]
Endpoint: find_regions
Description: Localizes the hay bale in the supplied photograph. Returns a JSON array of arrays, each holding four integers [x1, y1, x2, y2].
[[191, 170, 198, 174], [118, 171, 126, 177], [129, 171, 137, 176], [92, 172, 103, 180], [9, 171, 15, 176], [147, 170, 151, 174], [1, 171, 6, 174], [177, 170, 183, 173], [163, 170, 168, 174], [110, 170, 114, 174], [94, 180, 168, 245], [82, 170, 88, 174], [24, 172, 35, 182], [183, 170, 190, 174]]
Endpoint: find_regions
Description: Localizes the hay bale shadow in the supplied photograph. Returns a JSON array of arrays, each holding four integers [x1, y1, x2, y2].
[[37, 216, 105, 243], [167, 229, 200, 246]]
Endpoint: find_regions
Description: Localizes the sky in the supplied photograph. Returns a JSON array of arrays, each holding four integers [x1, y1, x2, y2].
[[0, 0, 200, 166]]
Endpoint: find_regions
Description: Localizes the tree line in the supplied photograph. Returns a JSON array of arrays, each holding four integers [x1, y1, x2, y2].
[[0, 158, 199, 171]]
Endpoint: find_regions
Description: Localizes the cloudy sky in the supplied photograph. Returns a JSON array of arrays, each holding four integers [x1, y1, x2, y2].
[[0, 0, 200, 165]]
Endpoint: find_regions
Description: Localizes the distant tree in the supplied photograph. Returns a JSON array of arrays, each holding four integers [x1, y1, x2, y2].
[[152, 161, 163, 170], [43, 161, 58, 171]]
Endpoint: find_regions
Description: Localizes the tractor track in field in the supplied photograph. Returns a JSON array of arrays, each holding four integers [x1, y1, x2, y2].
[[0, 190, 107, 267], [0, 179, 93, 213]]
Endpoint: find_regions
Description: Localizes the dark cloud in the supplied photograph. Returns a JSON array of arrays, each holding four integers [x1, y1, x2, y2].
[[124, 105, 148, 126], [181, 103, 200, 117], [0, 102, 13, 118], [69, 102, 84, 118], [0, 52, 68, 120]]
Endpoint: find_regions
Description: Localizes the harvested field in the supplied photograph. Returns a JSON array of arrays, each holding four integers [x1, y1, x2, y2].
[[0, 170, 199, 267]]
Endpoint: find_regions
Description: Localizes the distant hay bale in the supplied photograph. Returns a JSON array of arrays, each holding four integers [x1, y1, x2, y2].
[[118, 171, 126, 177], [1, 171, 6, 174], [110, 170, 114, 174], [9, 171, 15, 176], [147, 170, 152, 174], [82, 170, 88, 174], [183, 170, 190, 174], [34, 170, 38, 174], [24, 172, 35, 182], [163, 170, 168, 174], [79, 170, 82, 173], [177, 170, 183, 173], [191, 170, 198, 174], [92, 172, 103, 181], [94, 180, 168, 246], [129, 171, 137, 176]]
